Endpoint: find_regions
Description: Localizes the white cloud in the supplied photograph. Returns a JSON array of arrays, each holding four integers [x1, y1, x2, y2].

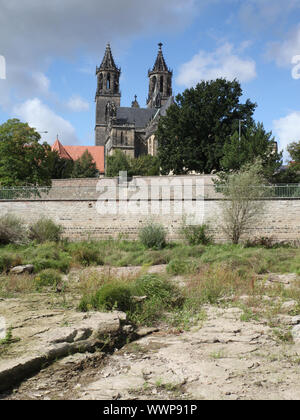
[[267, 25, 300, 67], [176, 43, 257, 87], [13, 98, 79, 145], [66, 95, 89, 112], [273, 111, 300, 159]]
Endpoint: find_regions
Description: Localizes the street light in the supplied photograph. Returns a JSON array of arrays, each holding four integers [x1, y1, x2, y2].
[[238, 120, 245, 142]]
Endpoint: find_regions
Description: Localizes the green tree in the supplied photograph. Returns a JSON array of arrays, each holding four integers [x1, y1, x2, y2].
[[130, 155, 160, 176], [106, 150, 160, 177], [157, 78, 256, 175], [106, 150, 131, 177], [221, 122, 282, 181], [48, 150, 74, 179], [0, 119, 53, 187], [72, 150, 98, 178], [287, 141, 300, 163], [272, 140, 300, 184]]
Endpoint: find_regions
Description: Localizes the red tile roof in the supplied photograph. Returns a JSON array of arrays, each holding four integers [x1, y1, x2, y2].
[[52, 140, 105, 174]]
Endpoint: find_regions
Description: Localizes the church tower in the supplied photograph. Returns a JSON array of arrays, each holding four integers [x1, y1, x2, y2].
[[147, 43, 173, 109], [95, 43, 121, 146]]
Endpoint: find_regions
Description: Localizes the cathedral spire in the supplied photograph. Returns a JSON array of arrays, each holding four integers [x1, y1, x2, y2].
[[147, 43, 173, 109], [99, 43, 120, 71], [151, 43, 169, 73]]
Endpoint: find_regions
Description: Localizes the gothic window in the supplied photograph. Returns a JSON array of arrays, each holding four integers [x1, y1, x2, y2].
[[167, 77, 171, 96], [120, 132, 124, 145], [160, 76, 164, 93], [151, 76, 156, 93], [107, 73, 111, 90], [99, 74, 103, 91]]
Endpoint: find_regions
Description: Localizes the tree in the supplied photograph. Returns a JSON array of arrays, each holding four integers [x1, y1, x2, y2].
[[0, 119, 53, 187], [218, 159, 267, 244], [106, 150, 131, 177], [272, 140, 300, 184], [287, 141, 300, 163], [48, 150, 74, 179], [106, 150, 160, 177], [157, 78, 257, 175], [72, 150, 98, 178], [130, 155, 160, 176], [221, 122, 282, 181]]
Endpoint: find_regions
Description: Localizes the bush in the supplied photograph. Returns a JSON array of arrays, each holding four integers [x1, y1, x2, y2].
[[80, 283, 133, 312], [167, 259, 190, 275], [139, 222, 166, 249], [130, 274, 183, 325], [0, 253, 23, 273], [34, 269, 62, 289], [0, 214, 27, 245], [69, 242, 104, 266], [29, 218, 63, 243], [181, 223, 212, 246], [26, 243, 71, 273]]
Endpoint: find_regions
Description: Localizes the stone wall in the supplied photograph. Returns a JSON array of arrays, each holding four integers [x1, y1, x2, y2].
[[0, 190, 299, 242]]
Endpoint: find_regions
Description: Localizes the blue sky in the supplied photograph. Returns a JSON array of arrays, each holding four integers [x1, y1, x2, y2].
[[0, 0, 300, 161]]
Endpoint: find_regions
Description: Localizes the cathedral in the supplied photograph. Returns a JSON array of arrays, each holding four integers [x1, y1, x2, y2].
[[95, 43, 174, 158]]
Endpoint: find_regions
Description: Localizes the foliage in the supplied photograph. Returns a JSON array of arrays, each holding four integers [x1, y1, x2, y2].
[[0, 253, 22, 273], [68, 242, 104, 266], [49, 150, 74, 179], [106, 150, 131, 177], [80, 282, 133, 312], [287, 141, 300, 163], [221, 122, 282, 181], [0, 214, 28, 245], [157, 79, 256, 175], [167, 259, 190, 275], [29, 218, 63, 243], [139, 222, 166, 249], [130, 155, 160, 176], [0, 119, 53, 187], [218, 159, 268, 244], [34, 269, 62, 289], [72, 150, 98, 178], [106, 150, 160, 177], [181, 222, 212, 245]]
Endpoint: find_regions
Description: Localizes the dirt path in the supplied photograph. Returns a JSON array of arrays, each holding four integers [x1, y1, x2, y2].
[[3, 305, 300, 400]]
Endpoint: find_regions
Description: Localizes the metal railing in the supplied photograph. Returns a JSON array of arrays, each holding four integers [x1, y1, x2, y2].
[[0, 183, 299, 201]]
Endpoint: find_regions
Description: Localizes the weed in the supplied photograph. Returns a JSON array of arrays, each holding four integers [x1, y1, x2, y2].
[[139, 222, 166, 249]]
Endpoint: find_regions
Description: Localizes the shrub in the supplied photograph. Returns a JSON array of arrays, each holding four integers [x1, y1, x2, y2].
[[130, 274, 183, 325], [26, 243, 71, 273], [0, 214, 27, 245], [167, 259, 190, 275], [139, 222, 166, 249], [181, 223, 212, 246], [244, 236, 274, 249], [29, 218, 63, 243], [69, 242, 104, 266], [81, 283, 133, 312], [34, 269, 62, 289], [0, 253, 23, 273]]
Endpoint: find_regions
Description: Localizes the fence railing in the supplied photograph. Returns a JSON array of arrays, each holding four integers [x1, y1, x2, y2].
[[0, 183, 299, 201]]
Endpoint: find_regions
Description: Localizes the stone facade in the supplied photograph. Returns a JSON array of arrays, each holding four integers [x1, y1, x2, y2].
[[0, 176, 299, 242], [95, 43, 174, 158]]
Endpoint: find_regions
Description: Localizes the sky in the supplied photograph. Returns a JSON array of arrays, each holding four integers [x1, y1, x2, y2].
[[0, 0, 300, 162]]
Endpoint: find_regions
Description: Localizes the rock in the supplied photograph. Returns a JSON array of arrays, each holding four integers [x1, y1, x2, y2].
[[44, 327, 77, 344], [135, 327, 159, 337], [132, 295, 147, 302], [281, 300, 298, 312], [292, 324, 300, 343], [10, 265, 34, 275]]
